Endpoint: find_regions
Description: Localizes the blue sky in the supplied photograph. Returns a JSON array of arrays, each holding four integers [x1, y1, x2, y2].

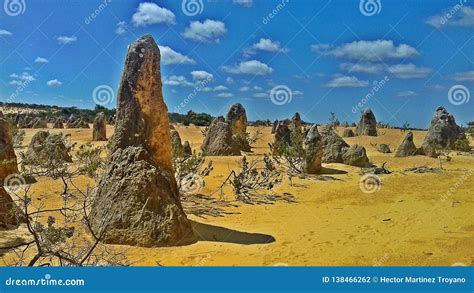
[[0, 0, 473, 128]]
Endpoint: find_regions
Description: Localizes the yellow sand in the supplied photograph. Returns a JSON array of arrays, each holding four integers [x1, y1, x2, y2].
[[1, 125, 473, 266]]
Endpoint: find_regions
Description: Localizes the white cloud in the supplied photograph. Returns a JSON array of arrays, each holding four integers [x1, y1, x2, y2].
[[47, 79, 62, 87], [57, 36, 77, 44], [34, 57, 49, 64], [0, 29, 12, 36], [213, 85, 228, 91], [183, 19, 226, 43], [247, 38, 288, 54], [253, 92, 269, 98], [239, 86, 250, 92], [222, 60, 273, 75], [115, 21, 127, 35], [325, 76, 369, 88], [132, 2, 175, 27], [190, 70, 213, 81], [216, 93, 234, 98], [253, 86, 263, 91], [448, 70, 474, 81], [293, 90, 304, 96], [315, 40, 418, 61], [388, 63, 432, 79], [163, 75, 194, 87], [426, 6, 474, 28], [396, 91, 417, 97], [159, 46, 195, 65], [233, 0, 253, 7], [10, 72, 35, 82], [226, 77, 235, 84], [340, 62, 384, 74]]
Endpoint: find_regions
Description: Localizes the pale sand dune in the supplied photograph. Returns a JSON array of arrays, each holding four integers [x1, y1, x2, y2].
[[2, 125, 473, 266]]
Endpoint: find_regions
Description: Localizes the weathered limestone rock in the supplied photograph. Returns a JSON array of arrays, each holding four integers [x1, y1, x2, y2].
[[320, 127, 350, 164], [226, 103, 247, 136], [342, 129, 355, 137], [52, 119, 64, 129], [23, 131, 72, 164], [32, 118, 47, 129], [274, 119, 291, 144], [90, 35, 195, 247], [420, 107, 464, 157], [377, 144, 391, 154], [342, 144, 371, 167], [0, 115, 19, 182], [0, 187, 20, 229], [303, 124, 323, 174], [92, 112, 107, 141], [395, 132, 418, 157], [201, 116, 240, 156], [290, 112, 302, 131], [170, 129, 183, 156], [355, 108, 377, 136]]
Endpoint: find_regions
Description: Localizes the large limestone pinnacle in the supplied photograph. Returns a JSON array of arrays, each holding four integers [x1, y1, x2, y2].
[[111, 34, 174, 175], [90, 35, 195, 247]]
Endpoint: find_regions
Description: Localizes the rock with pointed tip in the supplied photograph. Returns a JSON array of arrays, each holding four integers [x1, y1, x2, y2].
[[201, 116, 240, 156], [303, 124, 323, 174], [355, 108, 377, 136], [395, 132, 418, 157], [226, 103, 247, 136], [90, 35, 195, 247]]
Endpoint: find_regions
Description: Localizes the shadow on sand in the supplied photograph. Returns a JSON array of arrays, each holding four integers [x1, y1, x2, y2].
[[319, 167, 348, 175], [190, 220, 275, 245]]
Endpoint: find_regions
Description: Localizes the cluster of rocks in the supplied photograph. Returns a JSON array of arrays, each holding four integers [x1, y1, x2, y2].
[[66, 115, 90, 128], [394, 107, 465, 158], [89, 35, 195, 247], [201, 103, 249, 155], [272, 115, 371, 173], [16, 115, 48, 129], [23, 131, 72, 165], [271, 112, 303, 135], [170, 129, 192, 157]]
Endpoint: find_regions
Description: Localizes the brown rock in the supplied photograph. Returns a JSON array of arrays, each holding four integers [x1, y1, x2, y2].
[[303, 124, 323, 174], [395, 132, 418, 157], [226, 103, 247, 136], [0, 187, 20, 229], [90, 35, 195, 247], [342, 144, 371, 167], [92, 112, 107, 141], [201, 116, 240, 156], [355, 108, 377, 136], [0, 115, 19, 182]]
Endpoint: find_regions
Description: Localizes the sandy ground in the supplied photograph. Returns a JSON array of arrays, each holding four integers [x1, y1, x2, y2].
[[1, 125, 473, 266]]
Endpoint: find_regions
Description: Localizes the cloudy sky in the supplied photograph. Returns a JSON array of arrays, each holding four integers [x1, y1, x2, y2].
[[0, 0, 473, 128]]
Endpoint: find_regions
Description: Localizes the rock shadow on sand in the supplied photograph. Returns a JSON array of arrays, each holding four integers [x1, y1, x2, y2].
[[190, 220, 275, 245]]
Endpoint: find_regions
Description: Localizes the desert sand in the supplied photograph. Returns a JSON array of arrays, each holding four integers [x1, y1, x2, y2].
[[1, 124, 473, 266]]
